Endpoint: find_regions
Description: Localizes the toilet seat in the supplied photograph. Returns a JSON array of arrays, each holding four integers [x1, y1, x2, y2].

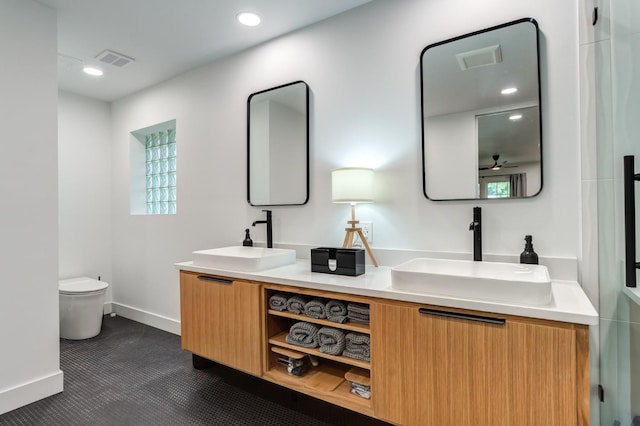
[[59, 277, 108, 295]]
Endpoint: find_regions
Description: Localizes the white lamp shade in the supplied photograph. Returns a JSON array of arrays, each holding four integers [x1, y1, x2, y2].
[[332, 167, 374, 203]]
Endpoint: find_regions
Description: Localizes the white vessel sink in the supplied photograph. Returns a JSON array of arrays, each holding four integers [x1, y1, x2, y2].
[[192, 246, 296, 272], [391, 258, 552, 306]]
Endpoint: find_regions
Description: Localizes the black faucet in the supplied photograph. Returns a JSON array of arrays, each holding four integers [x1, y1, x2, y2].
[[468, 206, 482, 261], [252, 209, 273, 248]]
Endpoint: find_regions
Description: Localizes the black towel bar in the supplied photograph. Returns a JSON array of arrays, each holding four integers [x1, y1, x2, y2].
[[624, 155, 640, 287]]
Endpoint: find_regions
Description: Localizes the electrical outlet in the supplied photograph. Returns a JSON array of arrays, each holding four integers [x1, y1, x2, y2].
[[361, 222, 372, 243]]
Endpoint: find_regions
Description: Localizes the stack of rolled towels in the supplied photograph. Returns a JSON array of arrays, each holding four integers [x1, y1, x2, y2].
[[268, 293, 367, 326], [285, 322, 370, 361], [285, 322, 346, 356], [304, 299, 352, 324], [285, 322, 319, 348], [268, 293, 289, 311], [271, 293, 371, 362], [304, 299, 326, 319], [347, 303, 370, 325], [316, 326, 346, 355], [286, 295, 308, 314], [325, 300, 348, 323], [342, 332, 370, 362]]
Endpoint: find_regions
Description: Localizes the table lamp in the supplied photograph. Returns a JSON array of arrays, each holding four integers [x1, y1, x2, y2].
[[332, 167, 378, 267]]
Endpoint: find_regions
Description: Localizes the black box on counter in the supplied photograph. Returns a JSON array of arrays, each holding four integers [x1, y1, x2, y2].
[[311, 247, 365, 276]]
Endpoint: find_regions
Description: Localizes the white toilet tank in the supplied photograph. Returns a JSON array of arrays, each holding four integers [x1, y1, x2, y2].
[[59, 277, 109, 340]]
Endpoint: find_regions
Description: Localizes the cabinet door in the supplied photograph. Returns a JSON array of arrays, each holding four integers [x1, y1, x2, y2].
[[413, 307, 512, 425], [180, 272, 262, 376], [506, 319, 580, 425], [372, 302, 584, 426], [371, 301, 418, 425]]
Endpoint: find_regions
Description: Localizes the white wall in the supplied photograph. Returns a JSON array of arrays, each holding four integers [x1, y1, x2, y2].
[[269, 101, 306, 204], [108, 0, 580, 325], [249, 101, 270, 204], [0, 0, 62, 414], [58, 92, 113, 303], [424, 113, 477, 199]]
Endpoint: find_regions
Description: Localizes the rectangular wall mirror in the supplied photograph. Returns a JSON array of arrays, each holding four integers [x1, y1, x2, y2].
[[421, 18, 542, 200], [248, 81, 309, 206]]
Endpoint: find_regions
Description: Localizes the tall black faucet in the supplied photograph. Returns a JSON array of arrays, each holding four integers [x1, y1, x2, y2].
[[468, 206, 482, 261], [252, 209, 273, 248]]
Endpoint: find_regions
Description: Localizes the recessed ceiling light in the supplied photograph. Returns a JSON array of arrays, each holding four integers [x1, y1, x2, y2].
[[237, 12, 261, 26], [501, 87, 517, 95], [509, 114, 523, 120], [83, 66, 103, 76]]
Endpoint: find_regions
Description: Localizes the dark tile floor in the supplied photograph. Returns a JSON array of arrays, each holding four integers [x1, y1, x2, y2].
[[0, 315, 388, 425]]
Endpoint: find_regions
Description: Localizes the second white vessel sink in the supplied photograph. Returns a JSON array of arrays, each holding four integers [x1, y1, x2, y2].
[[192, 246, 296, 272], [391, 257, 552, 306]]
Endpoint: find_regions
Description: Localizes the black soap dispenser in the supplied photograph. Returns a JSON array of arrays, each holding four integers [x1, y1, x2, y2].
[[243, 228, 253, 247], [520, 235, 539, 265]]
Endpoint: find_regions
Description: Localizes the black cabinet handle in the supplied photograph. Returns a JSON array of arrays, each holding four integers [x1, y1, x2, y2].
[[197, 275, 233, 285], [419, 308, 505, 325]]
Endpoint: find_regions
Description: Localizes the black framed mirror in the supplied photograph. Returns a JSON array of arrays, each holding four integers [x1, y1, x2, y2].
[[420, 18, 542, 200], [247, 81, 309, 206]]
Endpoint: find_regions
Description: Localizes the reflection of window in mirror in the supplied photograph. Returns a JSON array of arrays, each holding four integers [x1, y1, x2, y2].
[[479, 173, 527, 198], [480, 175, 510, 198]]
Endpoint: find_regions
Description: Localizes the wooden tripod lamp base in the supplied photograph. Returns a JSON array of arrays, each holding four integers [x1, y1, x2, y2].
[[342, 204, 378, 267]]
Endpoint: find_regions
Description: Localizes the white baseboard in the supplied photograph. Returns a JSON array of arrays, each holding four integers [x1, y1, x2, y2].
[[0, 370, 63, 415], [111, 302, 181, 336]]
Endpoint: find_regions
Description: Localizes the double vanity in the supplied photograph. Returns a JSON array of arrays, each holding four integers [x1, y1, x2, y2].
[[177, 246, 597, 426], [178, 14, 596, 425]]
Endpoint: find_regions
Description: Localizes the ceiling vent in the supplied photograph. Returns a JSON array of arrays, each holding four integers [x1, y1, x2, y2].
[[95, 49, 135, 68], [456, 45, 502, 70]]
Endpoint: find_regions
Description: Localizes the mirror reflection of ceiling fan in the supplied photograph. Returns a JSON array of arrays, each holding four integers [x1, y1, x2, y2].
[[479, 154, 519, 171]]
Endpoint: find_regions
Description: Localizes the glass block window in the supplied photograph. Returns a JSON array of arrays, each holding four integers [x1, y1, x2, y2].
[[145, 128, 176, 214]]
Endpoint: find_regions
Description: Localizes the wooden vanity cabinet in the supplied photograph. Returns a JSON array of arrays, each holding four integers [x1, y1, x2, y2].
[[180, 271, 262, 376], [371, 300, 589, 426], [179, 269, 590, 425]]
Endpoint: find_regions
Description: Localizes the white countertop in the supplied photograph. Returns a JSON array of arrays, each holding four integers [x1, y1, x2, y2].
[[624, 286, 640, 308], [176, 259, 598, 325]]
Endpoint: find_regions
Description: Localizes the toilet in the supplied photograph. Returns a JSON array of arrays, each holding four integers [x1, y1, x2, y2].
[[59, 277, 109, 340]]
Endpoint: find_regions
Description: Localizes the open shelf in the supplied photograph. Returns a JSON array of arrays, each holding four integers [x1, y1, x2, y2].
[[268, 332, 370, 370], [267, 309, 370, 334], [263, 286, 373, 418], [262, 362, 373, 415]]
